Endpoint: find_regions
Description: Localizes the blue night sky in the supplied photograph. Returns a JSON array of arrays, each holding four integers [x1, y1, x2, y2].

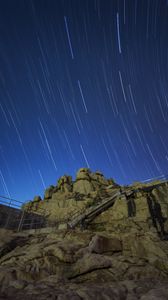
[[0, 0, 168, 202]]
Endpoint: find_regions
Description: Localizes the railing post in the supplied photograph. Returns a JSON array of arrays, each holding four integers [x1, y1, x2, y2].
[[4, 198, 13, 229], [17, 210, 25, 232], [4, 211, 12, 229]]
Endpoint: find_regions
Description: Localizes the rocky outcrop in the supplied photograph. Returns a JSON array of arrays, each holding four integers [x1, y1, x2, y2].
[[22, 168, 118, 223], [57, 175, 73, 193], [73, 168, 94, 195], [44, 186, 55, 199], [73, 169, 116, 195], [20, 169, 168, 238], [4, 169, 167, 298]]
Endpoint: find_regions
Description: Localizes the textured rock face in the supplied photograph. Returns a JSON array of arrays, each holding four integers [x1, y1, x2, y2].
[[73, 168, 94, 195], [57, 175, 73, 193], [33, 196, 42, 202], [94, 171, 109, 186], [90, 184, 168, 236], [89, 234, 122, 254], [44, 186, 55, 199], [73, 180, 94, 195], [0, 228, 168, 299]]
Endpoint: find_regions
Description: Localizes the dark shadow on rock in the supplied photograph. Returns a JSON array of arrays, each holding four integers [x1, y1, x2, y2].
[[126, 196, 136, 217], [0, 236, 28, 259], [147, 194, 167, 238]]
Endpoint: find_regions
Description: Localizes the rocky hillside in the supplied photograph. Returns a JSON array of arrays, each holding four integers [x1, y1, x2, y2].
[[1, 168, 168, 299]]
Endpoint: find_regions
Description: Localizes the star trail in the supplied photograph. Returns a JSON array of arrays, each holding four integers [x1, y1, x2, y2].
[[0, 0, 168, 201]]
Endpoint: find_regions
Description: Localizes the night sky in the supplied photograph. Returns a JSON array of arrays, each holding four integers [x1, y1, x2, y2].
[[0, 0, 168, 202]]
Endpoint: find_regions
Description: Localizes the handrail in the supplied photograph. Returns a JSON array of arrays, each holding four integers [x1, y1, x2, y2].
[[0, 199, 21, 208], [68, 191, 121, 229], [142, 175, 168, 183], [0, 195, 24, 204], [133, 180, 168, 193]]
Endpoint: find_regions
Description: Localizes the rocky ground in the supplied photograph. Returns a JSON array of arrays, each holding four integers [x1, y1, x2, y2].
[[0, 227, 168, 299]]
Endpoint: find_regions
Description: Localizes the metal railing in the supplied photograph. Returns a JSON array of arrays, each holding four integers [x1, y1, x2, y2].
[[0, 194, 24, 208], [141, 175, 168, 184], [0, 195, 46, 231]]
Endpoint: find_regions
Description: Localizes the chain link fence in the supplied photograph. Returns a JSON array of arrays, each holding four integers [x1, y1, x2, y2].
[[0, 195, 46, 231]]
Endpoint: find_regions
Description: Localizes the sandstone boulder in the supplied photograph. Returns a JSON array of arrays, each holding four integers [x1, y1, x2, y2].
[[23, 196, 42, 212], [89, 234, 122, 254], [68, 253, 112, 279], [57, 175, 73, 193], [44, 240, 82, 263], [94, 171, 109, 186], [33, 196, 42, 203], [44, 185, 55, 199], [73, 180, 94, 195], [76, 168, 91, 180], [73, 168, 94, 195]]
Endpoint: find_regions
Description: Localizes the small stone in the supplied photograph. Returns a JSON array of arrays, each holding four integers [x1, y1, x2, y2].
[[9, 279, 25, 289]]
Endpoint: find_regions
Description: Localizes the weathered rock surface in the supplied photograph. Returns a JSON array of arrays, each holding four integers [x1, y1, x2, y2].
[[2, 169, 168, 299], [89, 234, 122, 254], [0, 227, 168, 299]]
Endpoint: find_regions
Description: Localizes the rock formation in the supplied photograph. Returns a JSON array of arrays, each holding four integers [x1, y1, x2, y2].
[[73, 168, 94, 194], [1, 168, 168, 299], [21, 168, 118, 224]]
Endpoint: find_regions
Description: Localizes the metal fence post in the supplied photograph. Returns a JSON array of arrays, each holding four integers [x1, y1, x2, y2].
[[17, 210, 25, 232], [4, 210, 12, 229]]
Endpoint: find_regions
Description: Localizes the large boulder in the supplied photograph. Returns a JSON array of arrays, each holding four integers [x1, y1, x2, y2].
[[89, 235, 122, 254], [76, 168, 91, 180], [68, 253, 112, 279], [23, 196, 42, 212], [73, 180, 94, 195], [57, 175, 73, 193], [44, 186, 55, 199], [94, 171, 109, 186], [33, 196, 42, 203], [90, 171, 115, 191], [73, 168, 94, 195]]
